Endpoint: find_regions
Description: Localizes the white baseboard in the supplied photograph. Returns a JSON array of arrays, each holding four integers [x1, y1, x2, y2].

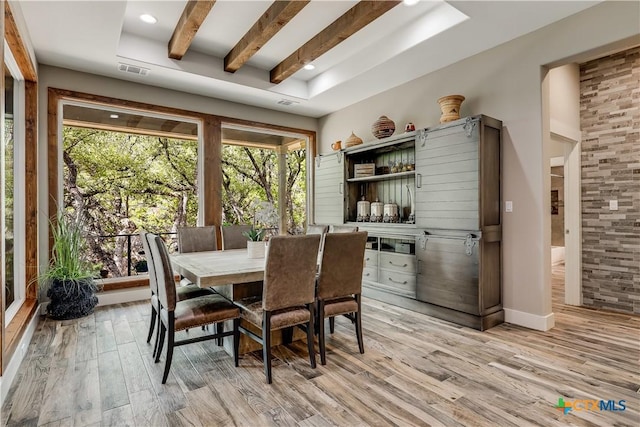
[[504, 308, 555, 331], [1, 304, 41, 405], [97, 287, 150, 306]]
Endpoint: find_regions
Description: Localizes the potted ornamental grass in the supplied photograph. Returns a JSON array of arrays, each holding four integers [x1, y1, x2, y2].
[[39, 213, 98, 319]]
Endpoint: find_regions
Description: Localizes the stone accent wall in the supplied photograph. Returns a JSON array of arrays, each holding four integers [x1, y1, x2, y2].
[[580, 47, 640, 314]]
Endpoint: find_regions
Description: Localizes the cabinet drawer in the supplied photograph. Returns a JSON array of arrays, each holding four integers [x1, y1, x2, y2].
[[362, 267, 378, 282], [378, 269, 416, 298], [364, 250, 378, 267], [380, 252, 416, 273]]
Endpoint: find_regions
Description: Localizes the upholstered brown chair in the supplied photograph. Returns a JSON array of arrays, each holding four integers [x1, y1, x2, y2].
[[149, 233, 241, 384], [176, 225, 219, 297], [221, 224, 252, 250], [306, 224, 328, 236], [307, 224, 328, 266], [316, 231, 368, 365], [329, 225, 359, 233], [237, 234, 321, 384], [177, 225, 218, 253], [140, 231, 214, 358]]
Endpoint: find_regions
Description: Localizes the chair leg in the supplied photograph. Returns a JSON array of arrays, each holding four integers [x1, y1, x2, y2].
[[162, 321, 175, 384], [263, 312, 272, 384], [318, 300, 327, 365], [233, 318, 240, 368], [355, 295, 364, 354], [329, 316, 335, 334], [307, 303, 316, 369], [155, 322, 166, 363], [217, 322, 224, 346], [146, 304, 156, 343]]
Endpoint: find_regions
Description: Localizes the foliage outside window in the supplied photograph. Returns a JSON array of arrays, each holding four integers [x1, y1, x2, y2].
[[63, 124, 308, 279], [221, 144, 306, 235], [4, 103, 14, 306], [63, 126, 198, 277]]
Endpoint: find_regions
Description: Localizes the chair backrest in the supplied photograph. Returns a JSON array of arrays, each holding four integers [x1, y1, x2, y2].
[[140, 231, 159, 295], [317, 232, 368, 300], [329, 225, 359, 233], [263, 234, 321, 312], [221, 224, 252, 250], [177, 226, 218, 253], [306, 224, 328, 236], [149, 234, 178, 311]]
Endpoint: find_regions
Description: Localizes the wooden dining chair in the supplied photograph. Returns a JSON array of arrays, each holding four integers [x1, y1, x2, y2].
[[329, 225, 359, 233], [221, 224, 252, 250], [140, 231, 215, 358], [316, 231, 368, 365], [149, 233, 241, 384], [307, 224, 329, 267], [237, 234, 321, 384], [176, 225, 219, 302], [177, 225, 218, 253]]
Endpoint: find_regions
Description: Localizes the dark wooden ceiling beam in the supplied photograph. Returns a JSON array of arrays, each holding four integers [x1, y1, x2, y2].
[[270, 0, 401, 84], [168, 0, 216, 60], [224, 0, 309, 73]]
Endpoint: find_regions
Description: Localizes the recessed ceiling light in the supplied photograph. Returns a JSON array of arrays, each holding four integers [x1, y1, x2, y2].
[[139, 14, 157, 24], [303, 64, 315, 70], [110, 114, 119, 119], [403, 0, 420, 6]]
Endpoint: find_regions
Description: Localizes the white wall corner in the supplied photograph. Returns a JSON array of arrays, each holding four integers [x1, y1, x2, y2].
[[550, 119, 581, 143], [504, 308, 555, 331], [549, 156, 564, 167], [1, 304, 41, 405]]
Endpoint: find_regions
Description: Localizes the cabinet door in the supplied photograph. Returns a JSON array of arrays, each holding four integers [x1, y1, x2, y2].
[[313, 152, 344, 225], [414, 119, 480, 230], [416, 233, 480, 315]]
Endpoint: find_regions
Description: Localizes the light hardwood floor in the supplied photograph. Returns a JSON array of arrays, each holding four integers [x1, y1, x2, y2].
[[2, 264, 639, 426]]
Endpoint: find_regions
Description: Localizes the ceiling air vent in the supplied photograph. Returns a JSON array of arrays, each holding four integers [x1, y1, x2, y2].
[[277, 99, 298, 106], [117, 63, 150, 76]]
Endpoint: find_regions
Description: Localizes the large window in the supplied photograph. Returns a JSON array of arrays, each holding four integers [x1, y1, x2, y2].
[[221, 126, 307, 235], [61, 103, 201, 277], [3, 49, 26, 322]]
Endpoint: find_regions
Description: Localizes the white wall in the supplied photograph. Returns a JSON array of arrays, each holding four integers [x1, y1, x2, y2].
[[318, 1, 640, 330]]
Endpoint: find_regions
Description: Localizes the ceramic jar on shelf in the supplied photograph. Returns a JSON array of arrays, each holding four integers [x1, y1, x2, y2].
[[437, 95, 465, 123]]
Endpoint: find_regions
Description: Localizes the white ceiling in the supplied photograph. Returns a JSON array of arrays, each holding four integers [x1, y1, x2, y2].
[[18, 0, 602, 118]]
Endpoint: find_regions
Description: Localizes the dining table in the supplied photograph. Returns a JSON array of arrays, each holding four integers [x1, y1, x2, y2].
[[170, 248, 265, 288], [170, 248, 307, 354]]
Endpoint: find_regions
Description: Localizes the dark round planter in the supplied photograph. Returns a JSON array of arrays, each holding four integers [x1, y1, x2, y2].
[[46, 278, 98, 320]]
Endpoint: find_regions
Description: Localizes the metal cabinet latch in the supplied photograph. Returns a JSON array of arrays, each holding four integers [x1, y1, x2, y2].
[[418, 235, 428, 250], [464, 234, 477, 256], [418, 129, 428, 148], [463, 117, 477, 137]]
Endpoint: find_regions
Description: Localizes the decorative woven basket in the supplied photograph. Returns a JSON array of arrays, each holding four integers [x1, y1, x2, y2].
[[371, 116, 395, 139], [345, 131, 363, 147]]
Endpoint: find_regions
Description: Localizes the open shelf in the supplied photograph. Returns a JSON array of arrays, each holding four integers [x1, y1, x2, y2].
[[347, 170, 415, 183]]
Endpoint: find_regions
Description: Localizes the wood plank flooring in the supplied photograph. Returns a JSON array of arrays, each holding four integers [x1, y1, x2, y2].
[[2, 264, 639, 426]]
